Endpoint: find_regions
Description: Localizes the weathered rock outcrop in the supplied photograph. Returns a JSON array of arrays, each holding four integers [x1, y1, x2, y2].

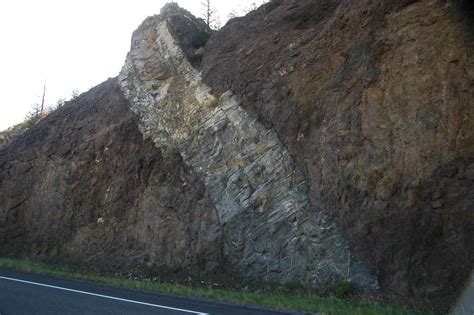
[[201, 0, 474, 306], [0, 79, 221, 271], [0, 0, 472, 310], [0, 123, 29, 150], [119, 3, 376, 290]]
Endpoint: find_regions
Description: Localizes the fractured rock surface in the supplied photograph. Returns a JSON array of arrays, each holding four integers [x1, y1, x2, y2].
[[0, 0, 472, 310], [0, 79, 221, 271], [201, 0, 474, 306], [119, 4, 376, 289]]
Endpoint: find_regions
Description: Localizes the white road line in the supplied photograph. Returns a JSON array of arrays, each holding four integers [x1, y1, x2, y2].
[[0, 276, 208, 315]]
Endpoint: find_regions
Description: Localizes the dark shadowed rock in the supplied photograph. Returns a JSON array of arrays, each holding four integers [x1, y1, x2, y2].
[[0, 78, 221, 272]]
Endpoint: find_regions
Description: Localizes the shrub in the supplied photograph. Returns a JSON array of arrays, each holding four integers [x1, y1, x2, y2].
[[334, 281, 355, 298], [191, 31, 210, 48]]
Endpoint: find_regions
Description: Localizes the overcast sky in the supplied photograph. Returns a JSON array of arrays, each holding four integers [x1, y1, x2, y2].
[[0, 0, 262, 130]]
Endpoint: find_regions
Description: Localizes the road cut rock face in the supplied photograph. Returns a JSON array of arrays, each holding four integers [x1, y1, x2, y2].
[[0, 78, 221, 273], [1, 0, 473, 310], [119, 4, 376, 290], [201, 0, 474, 307]]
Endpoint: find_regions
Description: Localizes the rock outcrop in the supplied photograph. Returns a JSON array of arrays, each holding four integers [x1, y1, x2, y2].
[[0, 123, 29, 151], [0, 0, 472, 310], [0, 79, 221, 271], [119, 3, 376, 290], [201, 0, 474, 306]]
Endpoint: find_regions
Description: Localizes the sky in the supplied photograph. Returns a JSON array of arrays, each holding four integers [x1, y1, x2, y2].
[[0, 0, 263, 131]]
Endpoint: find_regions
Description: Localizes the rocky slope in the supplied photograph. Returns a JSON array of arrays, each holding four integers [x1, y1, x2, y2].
[[0, 0, 472, 310], [201, 0, 474, 306], [119, 4, 376, 290], [0, 79, 221, 271]]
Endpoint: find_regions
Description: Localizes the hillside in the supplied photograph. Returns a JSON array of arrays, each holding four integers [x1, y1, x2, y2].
[[0, 0, 472, 311]]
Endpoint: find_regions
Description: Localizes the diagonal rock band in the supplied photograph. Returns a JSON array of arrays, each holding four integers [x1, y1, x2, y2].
[[1, 1, 472, 311], [119, 6, 377, 290]]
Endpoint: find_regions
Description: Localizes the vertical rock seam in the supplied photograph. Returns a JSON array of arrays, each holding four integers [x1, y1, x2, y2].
[[119, 7, 377, 290]]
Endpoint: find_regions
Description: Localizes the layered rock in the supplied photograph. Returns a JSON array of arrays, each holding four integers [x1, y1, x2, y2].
[[119, 3, 376, 289], [0, 0, 472, 310], [201, 0, 474, 306]]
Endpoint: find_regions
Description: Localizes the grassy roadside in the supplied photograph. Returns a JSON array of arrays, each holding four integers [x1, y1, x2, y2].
[[0, 257, 439, 315]]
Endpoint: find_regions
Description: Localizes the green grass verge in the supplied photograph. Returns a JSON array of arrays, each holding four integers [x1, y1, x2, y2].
[[0, 257, 439, 315]]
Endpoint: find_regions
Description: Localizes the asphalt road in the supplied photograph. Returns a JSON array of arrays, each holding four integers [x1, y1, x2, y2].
[[0, 268, 293, 315]]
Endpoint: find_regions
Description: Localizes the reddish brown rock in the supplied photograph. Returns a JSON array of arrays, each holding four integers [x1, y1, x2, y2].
[[0, 79, 221, 272], [201, 0, 473, 308], [0, 0, 472, 311]]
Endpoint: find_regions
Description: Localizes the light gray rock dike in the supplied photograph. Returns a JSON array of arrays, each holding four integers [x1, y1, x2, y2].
[[119, 5, 377, 290]]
